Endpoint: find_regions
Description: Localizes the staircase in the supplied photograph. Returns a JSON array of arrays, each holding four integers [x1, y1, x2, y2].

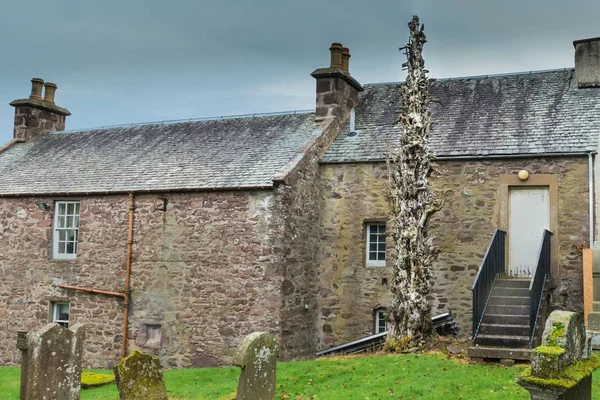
[[471, 278, 531, 358], [469, 229, 552, 362]]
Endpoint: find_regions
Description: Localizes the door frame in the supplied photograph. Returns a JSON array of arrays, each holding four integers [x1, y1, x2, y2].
[[498, 174, 558, 279]]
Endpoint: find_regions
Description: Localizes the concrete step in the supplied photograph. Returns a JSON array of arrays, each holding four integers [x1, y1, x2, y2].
[[485, 304, 530, 316], [490, 287, 530, 297], [482, 313, 529, 325], [488, 296, 529, 306], [468, 346, 532, 361], [494, 278, 530, 289], [475, 334, 530, 348], [479, 323, 530, 336]]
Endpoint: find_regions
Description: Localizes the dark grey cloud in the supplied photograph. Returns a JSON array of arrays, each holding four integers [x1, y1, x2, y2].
[[1, 0, 599, 143]]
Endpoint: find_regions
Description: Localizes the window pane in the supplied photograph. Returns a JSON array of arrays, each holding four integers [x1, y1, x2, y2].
[[378, 252, 386, 261], [58, 203, 66, 215], [370, 234, 377, 243], [66, 241, 75, 254], [58, 230, 66, 241], [66, 216, 73, 227], [58, 242, 66, 254], [75, 203, 80, 215], [378, 224, 386, 233], [58, 303, 69, 318], [67, 230, 76, 241], [74, 216, 80, 227], [67, 203, 74, 215], [72, 241, 77, 254], [370, 243, 377, 251], [379, 243, 386, 252], [369, 252, 377, 261]]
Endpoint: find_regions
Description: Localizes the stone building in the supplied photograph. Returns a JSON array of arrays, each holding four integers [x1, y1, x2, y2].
[[0, 39, 599, 368]]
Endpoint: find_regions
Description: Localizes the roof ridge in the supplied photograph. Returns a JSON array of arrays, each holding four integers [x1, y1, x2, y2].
[[54, 109, 314, 134], [364, 68, 573, 87]]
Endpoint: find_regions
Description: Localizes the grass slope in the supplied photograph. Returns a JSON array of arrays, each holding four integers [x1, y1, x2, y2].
[[3, 353, 600, 399]]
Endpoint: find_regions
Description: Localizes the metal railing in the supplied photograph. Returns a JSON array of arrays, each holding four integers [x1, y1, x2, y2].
[[529, 229, 552, 344], [471, 229, 506, 339]]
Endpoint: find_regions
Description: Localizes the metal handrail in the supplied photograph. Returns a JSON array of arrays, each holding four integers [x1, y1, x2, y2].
[[529, 229, 552, 344], [471, 229, 506, 340]]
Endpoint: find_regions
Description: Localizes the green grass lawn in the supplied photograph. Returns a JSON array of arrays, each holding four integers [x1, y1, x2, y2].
[[2, 352, 600, 399]]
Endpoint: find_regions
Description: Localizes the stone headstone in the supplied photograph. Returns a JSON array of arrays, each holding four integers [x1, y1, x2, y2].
[[113, 350, 168, 400], [232, 332, 278, 400], [517, 310, 599, 400], [17, 323, 85, 400], [541, 310, 589, 363]]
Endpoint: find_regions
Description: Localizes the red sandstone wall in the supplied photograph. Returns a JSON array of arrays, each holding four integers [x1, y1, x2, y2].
[[0, 191, 284, 368]]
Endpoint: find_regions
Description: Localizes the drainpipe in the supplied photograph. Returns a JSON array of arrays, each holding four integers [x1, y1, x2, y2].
[[121, 193, 134, 359], [589, 153, 595, 248]]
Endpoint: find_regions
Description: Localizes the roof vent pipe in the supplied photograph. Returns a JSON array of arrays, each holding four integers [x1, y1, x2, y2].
[[349, 107, 356, 132]]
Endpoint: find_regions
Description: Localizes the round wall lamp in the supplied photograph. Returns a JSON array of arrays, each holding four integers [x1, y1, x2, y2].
[[518, 170, 529, 181]]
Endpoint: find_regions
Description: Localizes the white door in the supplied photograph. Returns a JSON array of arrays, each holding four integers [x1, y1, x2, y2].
[[509, 187, 550, 277]]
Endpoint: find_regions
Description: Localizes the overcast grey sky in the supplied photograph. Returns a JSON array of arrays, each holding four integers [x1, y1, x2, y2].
[[1, 0, 599, 143]]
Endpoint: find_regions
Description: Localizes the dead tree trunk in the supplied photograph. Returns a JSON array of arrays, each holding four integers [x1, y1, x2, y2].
[[386, 16, 439, 346]]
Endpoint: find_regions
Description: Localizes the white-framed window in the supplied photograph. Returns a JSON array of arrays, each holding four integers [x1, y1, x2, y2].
[[366, 223, 386, 267], [53, 201, 80, 259], [52, 302, 70, 328], [375, 308, 387, 334]]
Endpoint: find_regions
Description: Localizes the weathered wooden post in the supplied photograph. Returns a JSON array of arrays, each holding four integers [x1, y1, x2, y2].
[[517, 311, 600, 399], [587, 241, 600, 347], [113, 350, 168, 400], [17, 323, 85, 400], [232, 332, 278, 400]]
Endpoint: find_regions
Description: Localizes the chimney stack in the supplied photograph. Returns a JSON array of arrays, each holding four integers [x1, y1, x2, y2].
[[574, 37, 600, 88], [9, 78, 71, 141], [311, 43, 363, 123]]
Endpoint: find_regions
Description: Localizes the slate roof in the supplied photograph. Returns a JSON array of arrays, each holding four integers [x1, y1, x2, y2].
[[322, 69, 600, 163], [0, 112, 318, 195]]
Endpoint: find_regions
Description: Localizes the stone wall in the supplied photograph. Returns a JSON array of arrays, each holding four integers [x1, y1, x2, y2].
[[0, 191, 285, 368], [317, 157, 589, 348], [12, 105, 67, 141]]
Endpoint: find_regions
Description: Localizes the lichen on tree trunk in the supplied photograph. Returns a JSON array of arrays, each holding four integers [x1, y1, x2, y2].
[[386, 15, 439, 346]]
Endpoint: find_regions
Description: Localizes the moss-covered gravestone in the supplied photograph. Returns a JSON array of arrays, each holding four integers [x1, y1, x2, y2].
[[517, 310, 600, 399], [113, 350, 168, 400], [232, 332, 279, 400], [17, 323, 85, 400]]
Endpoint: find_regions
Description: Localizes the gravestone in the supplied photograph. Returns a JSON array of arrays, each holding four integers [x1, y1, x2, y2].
[[17, 323, 85, 400], [232, 332, 279, 400], [517, 310, 600, 399], [113, 350, 168, 400]]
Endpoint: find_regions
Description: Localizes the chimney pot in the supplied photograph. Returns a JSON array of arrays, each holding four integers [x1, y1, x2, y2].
[[342, 47, 351, 74], [329, 43, 344, 69], [43, 82, 57, 104], [29, 78, 44, 100], [574, 37, 600, 88]]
